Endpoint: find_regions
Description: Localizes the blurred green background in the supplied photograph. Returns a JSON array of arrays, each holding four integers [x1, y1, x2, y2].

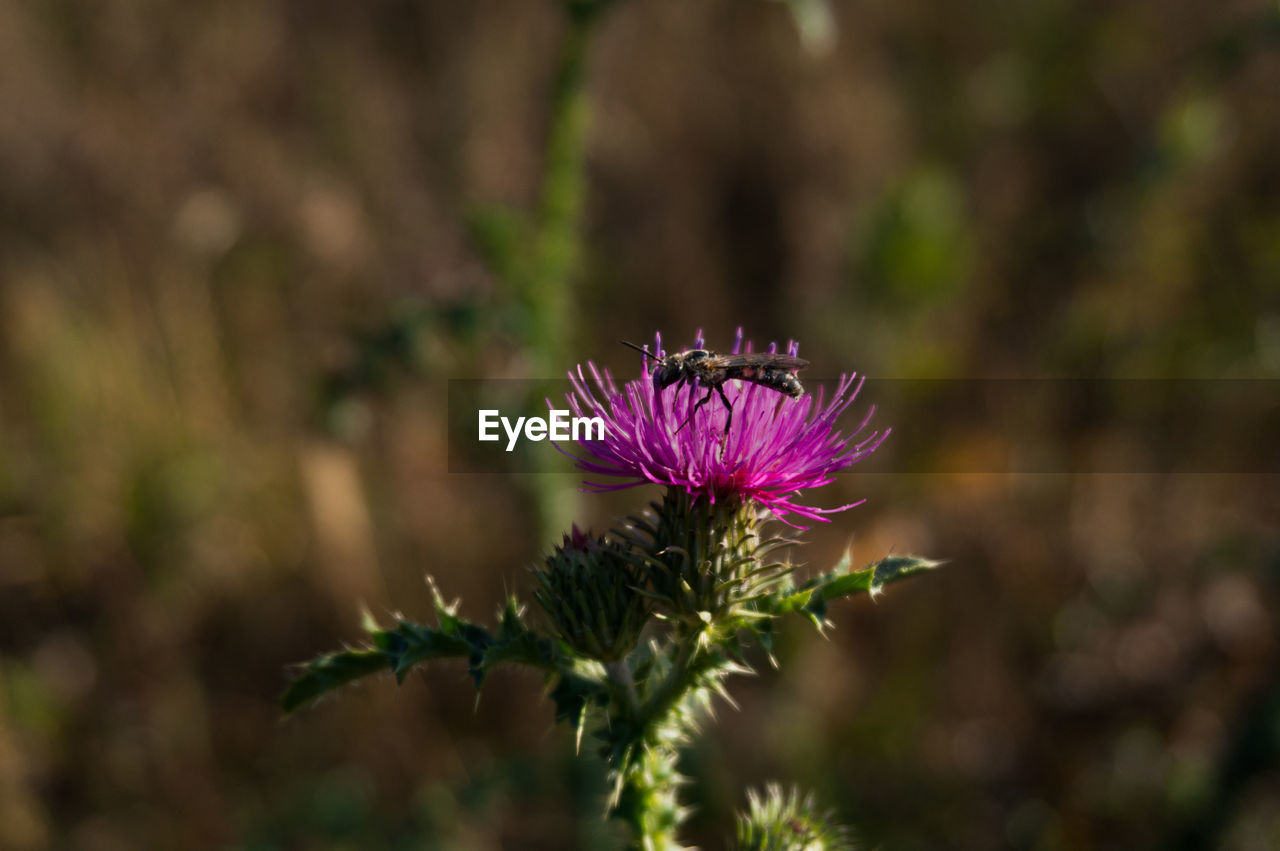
[[1, 0, 1278, 848]]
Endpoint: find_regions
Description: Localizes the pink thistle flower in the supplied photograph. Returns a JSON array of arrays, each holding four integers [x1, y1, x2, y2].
[[557, 329, 888, 527]]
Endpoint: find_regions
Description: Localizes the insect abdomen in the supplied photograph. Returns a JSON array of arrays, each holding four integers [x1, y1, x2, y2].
[[764, 368, 805, 398], [727, 366, 805, 398]]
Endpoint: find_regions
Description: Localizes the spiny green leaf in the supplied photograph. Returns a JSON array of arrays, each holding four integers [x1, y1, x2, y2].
[[283, 599, 502, 710], [280, 648, 391, 712], [374, 619, 482, 684], [283, 588, 511, 709], [761, 554, 942, 624], [549, 672, 607, 734], [823, 554, 944, 600], [801, 594, 828, 629], [482, 605, 563, 672]]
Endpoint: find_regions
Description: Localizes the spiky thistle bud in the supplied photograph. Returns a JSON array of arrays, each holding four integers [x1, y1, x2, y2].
[[620, 489, 794, 623], [532, 526, 649, 662], [735, 784, 855, 851]]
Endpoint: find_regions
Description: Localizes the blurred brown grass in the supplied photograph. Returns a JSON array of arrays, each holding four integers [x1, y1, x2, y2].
[[1, 0, 1278, 848]]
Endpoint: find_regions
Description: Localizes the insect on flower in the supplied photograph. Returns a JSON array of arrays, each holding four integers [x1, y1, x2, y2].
[[560, 329, 886, 526], [619, 339, 809, 438]]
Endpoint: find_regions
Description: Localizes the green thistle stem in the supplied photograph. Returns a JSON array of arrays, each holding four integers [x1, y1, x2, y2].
[[615, 739, 686, 851], [636, 629, 702, 731], [607, 659, 641, 716], [609, 623, 745, 848]]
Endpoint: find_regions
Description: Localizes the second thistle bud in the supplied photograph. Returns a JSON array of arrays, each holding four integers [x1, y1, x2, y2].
[[533, 526, 649, 662]]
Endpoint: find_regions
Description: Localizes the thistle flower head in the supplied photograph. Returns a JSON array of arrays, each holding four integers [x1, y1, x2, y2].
[[559, 329, 887, 527]]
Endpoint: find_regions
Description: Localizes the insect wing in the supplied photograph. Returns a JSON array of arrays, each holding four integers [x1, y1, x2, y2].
[[703, 352, 809, 372]]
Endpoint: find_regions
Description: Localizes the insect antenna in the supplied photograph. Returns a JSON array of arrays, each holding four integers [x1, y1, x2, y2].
[[619, 340, 659, 360]]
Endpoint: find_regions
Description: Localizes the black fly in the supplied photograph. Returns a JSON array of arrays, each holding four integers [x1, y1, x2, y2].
[[620, 339, 809, 438]]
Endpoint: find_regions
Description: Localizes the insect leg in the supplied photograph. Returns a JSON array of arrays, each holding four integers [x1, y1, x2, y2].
[[675, 386, 715, 433], [715, 383, 733, 437]]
